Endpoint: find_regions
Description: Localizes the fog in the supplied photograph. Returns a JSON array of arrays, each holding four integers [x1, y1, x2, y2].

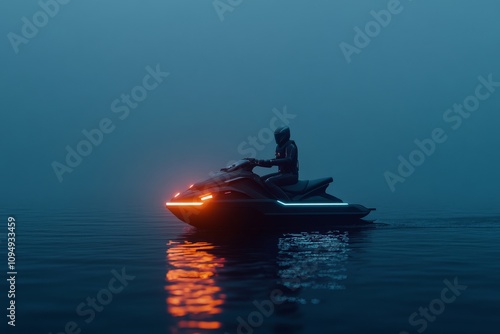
[[1, 0, 499, 212]]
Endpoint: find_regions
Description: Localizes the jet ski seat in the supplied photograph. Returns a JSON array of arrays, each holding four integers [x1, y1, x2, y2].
[[281, 177, 333, 194]]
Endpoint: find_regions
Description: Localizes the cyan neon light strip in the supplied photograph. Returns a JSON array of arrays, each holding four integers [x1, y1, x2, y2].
[[277, 200, 349, 206]]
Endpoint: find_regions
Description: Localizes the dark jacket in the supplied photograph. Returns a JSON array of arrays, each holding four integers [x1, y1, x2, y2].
[[266, 140, 299, 175]]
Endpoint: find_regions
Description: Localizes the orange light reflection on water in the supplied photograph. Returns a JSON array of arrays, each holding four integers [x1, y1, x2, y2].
[[166, 241, 225, 332]]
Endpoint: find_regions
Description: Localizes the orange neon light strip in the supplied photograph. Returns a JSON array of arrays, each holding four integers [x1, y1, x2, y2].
[[200, 194, 213, 201], [166, 202, 204, 207]]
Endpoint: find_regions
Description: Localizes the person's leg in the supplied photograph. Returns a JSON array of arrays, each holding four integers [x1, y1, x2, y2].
[[265, 174, 298, 200]]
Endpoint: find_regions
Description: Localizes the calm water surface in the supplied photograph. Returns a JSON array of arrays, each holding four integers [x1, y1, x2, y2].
[[1, 206, 499, 334]]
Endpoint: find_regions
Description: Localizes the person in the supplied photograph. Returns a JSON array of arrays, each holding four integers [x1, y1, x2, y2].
[[256, 126, 299, 200]]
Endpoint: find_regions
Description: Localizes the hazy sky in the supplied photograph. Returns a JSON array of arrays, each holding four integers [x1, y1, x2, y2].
[[1, 0, 499, 211]]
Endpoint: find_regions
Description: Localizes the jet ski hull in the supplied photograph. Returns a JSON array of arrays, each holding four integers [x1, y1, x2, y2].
[[167, 199, 374, 230], [166, 159, 375, 230]]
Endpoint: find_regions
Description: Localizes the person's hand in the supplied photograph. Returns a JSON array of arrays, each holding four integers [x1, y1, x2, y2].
[[243, 158, 257, 164]]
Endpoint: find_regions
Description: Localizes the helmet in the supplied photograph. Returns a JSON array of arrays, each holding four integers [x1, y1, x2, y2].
[[274, 126, 290, 146]]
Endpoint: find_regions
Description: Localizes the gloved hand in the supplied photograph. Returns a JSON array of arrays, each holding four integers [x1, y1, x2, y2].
[[243, 158, 257, 163], [257, 159, 272, 167]]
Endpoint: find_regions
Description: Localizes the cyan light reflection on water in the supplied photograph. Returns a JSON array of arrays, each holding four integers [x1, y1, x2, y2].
[[277, 232, 350, 296]]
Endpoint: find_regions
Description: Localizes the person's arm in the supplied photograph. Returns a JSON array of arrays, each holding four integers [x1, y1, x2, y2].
[[257, 160, 273, 168], [259, 143, 297, 167]]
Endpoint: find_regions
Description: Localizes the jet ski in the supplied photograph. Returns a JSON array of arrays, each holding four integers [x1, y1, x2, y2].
[[166, 159, 375, 230]]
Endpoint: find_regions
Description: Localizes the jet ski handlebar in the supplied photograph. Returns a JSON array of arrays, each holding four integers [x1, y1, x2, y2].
[[220, 159, 257, 172]]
